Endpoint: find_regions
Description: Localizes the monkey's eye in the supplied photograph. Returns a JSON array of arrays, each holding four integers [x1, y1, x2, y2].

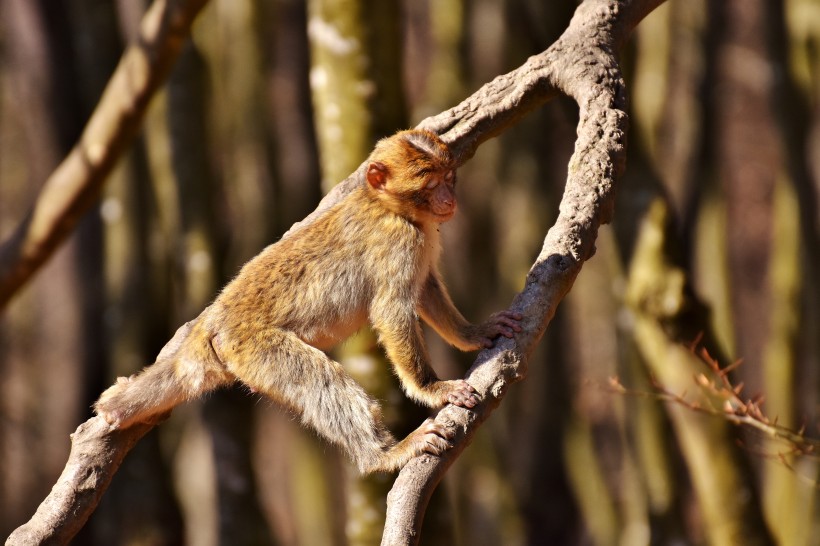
[[444, 170, 454, 182], [426, 178, 440, 189]]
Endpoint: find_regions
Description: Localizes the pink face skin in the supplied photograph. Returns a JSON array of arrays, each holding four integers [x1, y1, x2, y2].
[[366, 162, 459, 225], [424, 169, 457, 222]]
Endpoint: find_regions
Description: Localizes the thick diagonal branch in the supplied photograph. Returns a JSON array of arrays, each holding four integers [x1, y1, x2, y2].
[[0, 0, 208, 309]]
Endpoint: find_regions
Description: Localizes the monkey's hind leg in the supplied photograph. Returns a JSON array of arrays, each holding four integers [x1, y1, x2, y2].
[[226, 329, 454, 474], [95, 321, 231, 429]]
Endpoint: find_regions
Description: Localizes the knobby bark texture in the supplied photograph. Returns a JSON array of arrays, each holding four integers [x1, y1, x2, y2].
[[6, 419, 155, 545], [6, 0, 664, 544], [0, 0, 208, 309], [380, 1, 665, 543]]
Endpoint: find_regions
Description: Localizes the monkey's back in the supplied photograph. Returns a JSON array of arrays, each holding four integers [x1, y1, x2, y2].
[[205, 187, 432, 351]]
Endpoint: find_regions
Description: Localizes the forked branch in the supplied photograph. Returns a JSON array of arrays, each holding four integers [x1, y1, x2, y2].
[[381, 0, 665, 543]]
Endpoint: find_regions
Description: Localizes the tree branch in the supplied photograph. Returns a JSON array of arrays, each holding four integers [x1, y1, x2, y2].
[[6, 419, 155, 545], [0, 0, 208, 309], [287, 0, 663, 240], [381, 0, 665, 543]]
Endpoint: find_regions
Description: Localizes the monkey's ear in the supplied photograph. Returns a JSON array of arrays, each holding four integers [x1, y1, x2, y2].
[[366, 162, 389, 189]]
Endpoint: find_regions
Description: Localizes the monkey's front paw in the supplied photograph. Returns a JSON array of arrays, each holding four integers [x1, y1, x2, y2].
[[441, 379, 479, 409], [419, 418, 454, 456], [473, 310, 523, 348]]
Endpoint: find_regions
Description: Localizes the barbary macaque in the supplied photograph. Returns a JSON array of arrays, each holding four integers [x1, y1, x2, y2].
[[95, 129, 522, 473]]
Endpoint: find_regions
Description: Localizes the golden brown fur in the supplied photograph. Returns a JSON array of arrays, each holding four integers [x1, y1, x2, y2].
[[95, 129, 521, 473]]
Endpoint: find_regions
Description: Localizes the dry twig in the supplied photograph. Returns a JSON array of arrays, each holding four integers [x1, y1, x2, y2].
[[609, 336, 820, 460]]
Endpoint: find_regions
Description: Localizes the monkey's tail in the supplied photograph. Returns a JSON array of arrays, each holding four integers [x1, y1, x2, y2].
[[94, 319, 230, 429]]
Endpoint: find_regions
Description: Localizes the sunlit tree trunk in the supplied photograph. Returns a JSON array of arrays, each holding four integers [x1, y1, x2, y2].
[[760, 0, 820, 542], [307, 1, 410, 544]]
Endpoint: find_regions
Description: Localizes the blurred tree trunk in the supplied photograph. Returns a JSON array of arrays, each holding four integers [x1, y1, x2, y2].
[[627, 5, 775, 541], [623, 197, 775, 546], [77, 2, 185, 544], [624, 6, 705, 540], [715, 0, 777, 399], [561, 229, 632, 546], [306, 1, 421, 544], [613, 4, 777, 542], [625, 3, 778, 543], [770, 0, 820, 432], [761, 173, 812, 544], [200, 0, 277, 267], [701, 0, 818, 540], [264, 0, 323, 237], [0, 0, 101, 537], [760, 0, 820, 542], [407, 0, 466, 119], [170, 37, 276, 545]]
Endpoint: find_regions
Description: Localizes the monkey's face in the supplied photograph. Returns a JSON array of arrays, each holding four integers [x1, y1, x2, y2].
[[421, 169, 457, 222], [366, 159, 459, 225]]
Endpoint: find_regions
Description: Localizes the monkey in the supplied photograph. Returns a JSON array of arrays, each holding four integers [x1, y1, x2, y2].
[[95, 129, 522, 473]]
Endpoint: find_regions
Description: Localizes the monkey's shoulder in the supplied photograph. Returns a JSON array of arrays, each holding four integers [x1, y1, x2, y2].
[[213, 189, 439, 309], [299, 190, 432, 254]]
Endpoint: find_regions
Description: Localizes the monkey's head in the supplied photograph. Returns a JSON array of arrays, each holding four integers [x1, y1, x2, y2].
[[366, 130, 458, 224]]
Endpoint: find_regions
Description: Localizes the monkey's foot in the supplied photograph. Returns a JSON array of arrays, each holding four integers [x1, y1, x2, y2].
[[94, 376, 138, 429], [94, 377, 129, 428], [439, 379, 480, 408], [416, 418, 454, 456], [474, 310, 524, 348], [94, 403, 125, 429], [366, 417, 455, 473]]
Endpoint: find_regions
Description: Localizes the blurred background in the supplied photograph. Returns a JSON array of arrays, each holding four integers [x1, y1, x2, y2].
[[1, 0, 820, 544]]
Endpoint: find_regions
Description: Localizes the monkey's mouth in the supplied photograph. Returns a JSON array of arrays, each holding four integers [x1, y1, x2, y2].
[[431, 209, 456, 222], [429, 202, 456, 219]]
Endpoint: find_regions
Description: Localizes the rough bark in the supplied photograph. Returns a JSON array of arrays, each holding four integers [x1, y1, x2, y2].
[[5, 419, 155, 545], [380, 0, 665, 543], [6, 0, 665, 543]]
